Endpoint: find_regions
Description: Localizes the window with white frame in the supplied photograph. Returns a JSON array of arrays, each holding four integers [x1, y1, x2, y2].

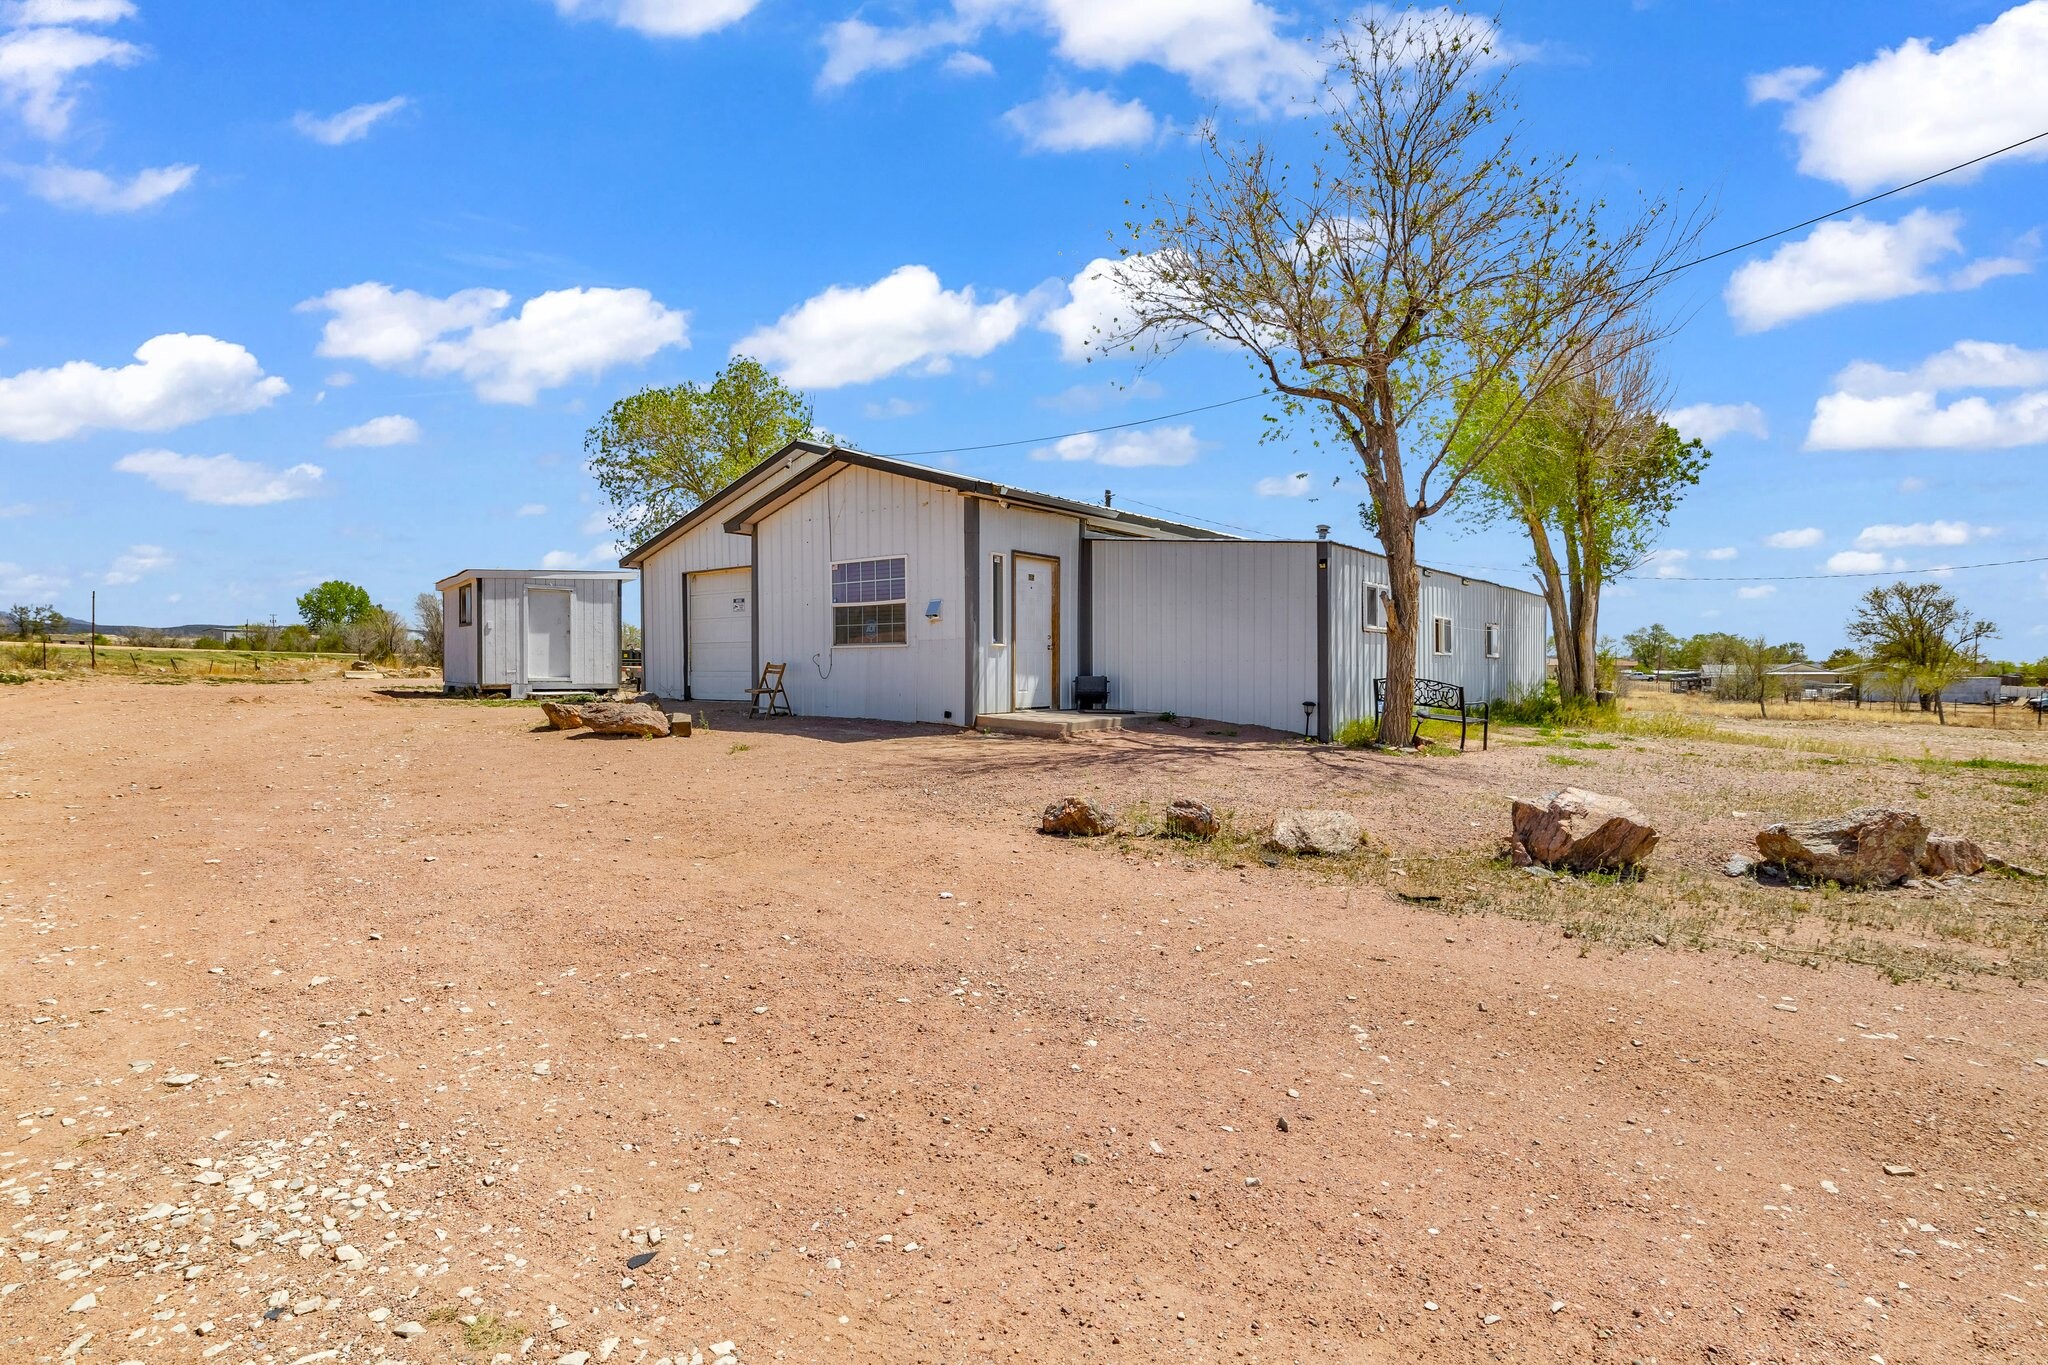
[[831, 556, 907, 646], [1362, 584, 1386, 632], [1485, 622, 1501, 658], [1433, 616, 1454, 655], [457, 584, 473, 627]]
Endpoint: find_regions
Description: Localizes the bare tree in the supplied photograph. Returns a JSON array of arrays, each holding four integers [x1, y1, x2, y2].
[[1102, 13, 1697, 743], [414, 592, 444, 661]]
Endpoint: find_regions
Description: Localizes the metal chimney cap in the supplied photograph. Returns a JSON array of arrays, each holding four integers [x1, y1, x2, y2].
[[1315, 524, 1330, 539]]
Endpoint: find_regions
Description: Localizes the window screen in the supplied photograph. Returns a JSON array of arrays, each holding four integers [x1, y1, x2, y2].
[[1485, 623, 1501, 658], [1433, 616, 1454, 654], [831, 557, 907, 646]]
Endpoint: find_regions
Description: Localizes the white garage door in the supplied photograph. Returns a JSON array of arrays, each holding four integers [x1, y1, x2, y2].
[[687, 567, 752, 700]]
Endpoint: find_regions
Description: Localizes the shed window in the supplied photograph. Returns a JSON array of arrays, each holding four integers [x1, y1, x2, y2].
[[990, 554, 1005, 644], [1485, 622, 1501, 658], [832, 556, 907, 646], [1362, 584, 1386, 632], [457, 584, 473, 627], [1433, 616, 1454, 655]]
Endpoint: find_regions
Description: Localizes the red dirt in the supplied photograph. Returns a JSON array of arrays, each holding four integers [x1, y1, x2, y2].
[[1, 678, 2043, 1363]]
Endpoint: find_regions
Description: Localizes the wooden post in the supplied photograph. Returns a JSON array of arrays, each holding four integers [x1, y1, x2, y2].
[[90, 591, 97, 671]]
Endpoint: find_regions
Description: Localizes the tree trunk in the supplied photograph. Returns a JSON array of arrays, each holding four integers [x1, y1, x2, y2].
[[1379, 503, 1421, 747], [1522, 515, 1574, 697]]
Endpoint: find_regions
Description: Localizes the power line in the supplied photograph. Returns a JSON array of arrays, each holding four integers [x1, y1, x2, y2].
[[1619, 553, 2048, 583], [876, 128, 2048, 460]]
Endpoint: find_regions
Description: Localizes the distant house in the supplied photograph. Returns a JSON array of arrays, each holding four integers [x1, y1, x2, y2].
[[619, 441, 1547, 738]]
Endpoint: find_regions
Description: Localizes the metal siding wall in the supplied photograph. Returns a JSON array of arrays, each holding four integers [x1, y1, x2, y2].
[[1414, 571, 1546, 702], [1089, 541, 1316, 733], [1325, 544, 1389, 730], [976, 505, 1082, 713], [639, 523, 754, 698], [567, 578, 621, 689], [479, 576, 524, 686], [440, 587, 477, 688], [756, 467, 966, 723]]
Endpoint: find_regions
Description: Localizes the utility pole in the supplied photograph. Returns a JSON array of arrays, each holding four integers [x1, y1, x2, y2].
[[90, 591, 96, 671]]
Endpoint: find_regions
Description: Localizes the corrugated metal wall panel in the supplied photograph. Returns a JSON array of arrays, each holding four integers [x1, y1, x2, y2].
[[639, 523, 754, 697], [756, 466, 967, 723], [976, 504, 1082, 713], [441, 585, 477, 688], [480, 575, 523, 686], [1089, 541, 1316, 733]]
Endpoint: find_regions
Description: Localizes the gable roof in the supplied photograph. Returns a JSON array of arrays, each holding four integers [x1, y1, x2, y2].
[[619, 441, 1223, 566]]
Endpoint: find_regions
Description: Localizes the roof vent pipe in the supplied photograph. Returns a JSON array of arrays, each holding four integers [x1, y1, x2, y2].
[[1316, 524, 1330, 540], [1104, 489, 1114, 507]]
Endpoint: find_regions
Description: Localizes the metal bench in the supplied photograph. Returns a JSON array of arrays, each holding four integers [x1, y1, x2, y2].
[[1372, 676, 1489, 751]]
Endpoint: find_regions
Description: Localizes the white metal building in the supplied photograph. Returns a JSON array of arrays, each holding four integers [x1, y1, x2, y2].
[[620, 442, 1546, 738], [435, 568, 635, 696]]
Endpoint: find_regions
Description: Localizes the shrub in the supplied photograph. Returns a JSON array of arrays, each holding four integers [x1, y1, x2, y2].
[[194, 636, 224, 650], [1489, 680, 1614, 727], [1335, 717, 1379, 748]]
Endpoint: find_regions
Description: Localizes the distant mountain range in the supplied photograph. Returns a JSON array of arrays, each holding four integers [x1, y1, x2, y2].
[[51, 616, 248, 637]]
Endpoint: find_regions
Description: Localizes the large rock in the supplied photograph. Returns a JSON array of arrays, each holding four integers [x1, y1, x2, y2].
[[1755, 808, 1925, 888], [1040, 796, 1115, 837], [1508, 787, 1658, 874], [541, 700, 671, 738], [1265, 809, 1363, 856], [1920, 833, 1986, 878], [1163, 799, 1219, 840]]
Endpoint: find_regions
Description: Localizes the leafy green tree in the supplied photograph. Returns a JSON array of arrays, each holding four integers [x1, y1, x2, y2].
[[1822, 647, 1862, 671], [587, 356, 820, 552], [297, 580, 374, 631], [1098, 13, 1696, 742], [1846, 581, 1995, 721], [1622, 623, 1680, 673]]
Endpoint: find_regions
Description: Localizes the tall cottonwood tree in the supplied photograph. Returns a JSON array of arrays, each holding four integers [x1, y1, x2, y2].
[[1454, 328, 1710, 698], [1847, 581, 1996, 721], [587, 356, 820, 552], [1100, 12, 1695, 743]]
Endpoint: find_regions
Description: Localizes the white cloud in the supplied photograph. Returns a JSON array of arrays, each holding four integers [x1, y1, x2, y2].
[[1029, 424, 1199, 467], [323, 371, 356, 388], [540, 540, 622, 570], [1003, 86, 1155, 152], [819, 0, 1319, 110], [1666, 401, 1767, 441], [1744, 64, 1821, 104], [515, 502, 547, 517], [941, 50, 993, 77], [1642, 548, 1689, 579], [302, 282, 688, 403], [1855, 520, 1984, 549], [293, 95, 408, 146], [0, 561, 66, 595], [1254, 471, 1312, 497], [1807, 339, 2048, 450], [1898, 476, 1927, 494], [0, 500, 31, 517], [1765, 527, 1824, 549], [578, 507, 615, 536], [0, 333, 288, 441], [552, 0, 759, 38], [327, 414, 420, 448], [114, 450, 324, 506], [1761, 2, 2048, 192], [1703, 546, 1738, 561], [735, 265, 1027, 388], [15, 160, 195, 211], [1041, 253, 1179, 362], [0, 16, 139, 137], [862, 396, 926, 419], [1736, 584, 1776, 600], [100, 541, 168, 585], [1723, 210, 2027, 332], [1824, 550, 1905, 574]]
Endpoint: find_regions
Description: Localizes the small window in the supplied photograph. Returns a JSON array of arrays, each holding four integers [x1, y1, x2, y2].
[[1484, 622, 1501, 658], [1362, 585, 1386, 632], [831, 556, 907, 646], [457, 584, 473, 627], [1433, 616, 1454, 655], [991, 554, 1005, 644]]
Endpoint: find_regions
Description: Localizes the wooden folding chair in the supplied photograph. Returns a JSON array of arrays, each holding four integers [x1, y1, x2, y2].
[[746, 661, 793, 718]]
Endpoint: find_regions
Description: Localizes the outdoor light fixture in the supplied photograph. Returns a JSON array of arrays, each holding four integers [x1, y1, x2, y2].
[[1302, 700, 1316, 738]]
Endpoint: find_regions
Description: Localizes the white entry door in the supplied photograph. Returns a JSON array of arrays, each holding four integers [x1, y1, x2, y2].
[[687, 567, 752, 700], [526, 589, 572, 682], [1012, 555, 1057, 709]]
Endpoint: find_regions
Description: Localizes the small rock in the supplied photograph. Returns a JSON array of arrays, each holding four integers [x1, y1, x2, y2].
[[1723, 855, 1754, 877], [393, 1321, 426, 1339], [558, 1353, 592, 1365], [1039, 796, 1115, 837], [68, 1292, 96, 1312], [1265, 809, 1363, 856], [1162, 799, 1219, 840], [161, 1073, 200, 1087], [1882, 1163, 1916, 1177]]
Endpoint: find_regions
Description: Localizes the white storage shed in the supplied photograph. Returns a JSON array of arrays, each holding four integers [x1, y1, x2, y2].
[[435, 569, 635, 696]]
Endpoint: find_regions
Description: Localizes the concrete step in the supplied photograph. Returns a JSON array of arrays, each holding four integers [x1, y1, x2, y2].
[[976, 711, 1124, 738]]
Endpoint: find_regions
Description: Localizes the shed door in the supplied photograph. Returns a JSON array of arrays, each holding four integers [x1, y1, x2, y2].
[[526, 589, 572, 682], [1012, 554, 1058, 710], [688, 567, 752, 700]]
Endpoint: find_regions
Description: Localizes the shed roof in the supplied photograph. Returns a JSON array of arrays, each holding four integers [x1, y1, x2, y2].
[[434, 568, 637, 590]]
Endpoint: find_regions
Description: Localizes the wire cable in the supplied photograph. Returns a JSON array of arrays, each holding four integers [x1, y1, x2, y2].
[[1618, 553, 2048, 583], [874, 128, 2048, 460]]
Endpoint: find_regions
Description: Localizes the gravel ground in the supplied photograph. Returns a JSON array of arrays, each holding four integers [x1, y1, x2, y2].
[[1, 678, 2043, 1364]]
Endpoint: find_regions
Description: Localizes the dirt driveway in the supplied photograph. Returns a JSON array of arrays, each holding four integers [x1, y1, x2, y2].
[[1, 678, 2043, 1364]]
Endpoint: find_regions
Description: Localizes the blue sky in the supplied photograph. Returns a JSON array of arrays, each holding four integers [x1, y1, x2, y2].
[[1, 0, 2043, 657]]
